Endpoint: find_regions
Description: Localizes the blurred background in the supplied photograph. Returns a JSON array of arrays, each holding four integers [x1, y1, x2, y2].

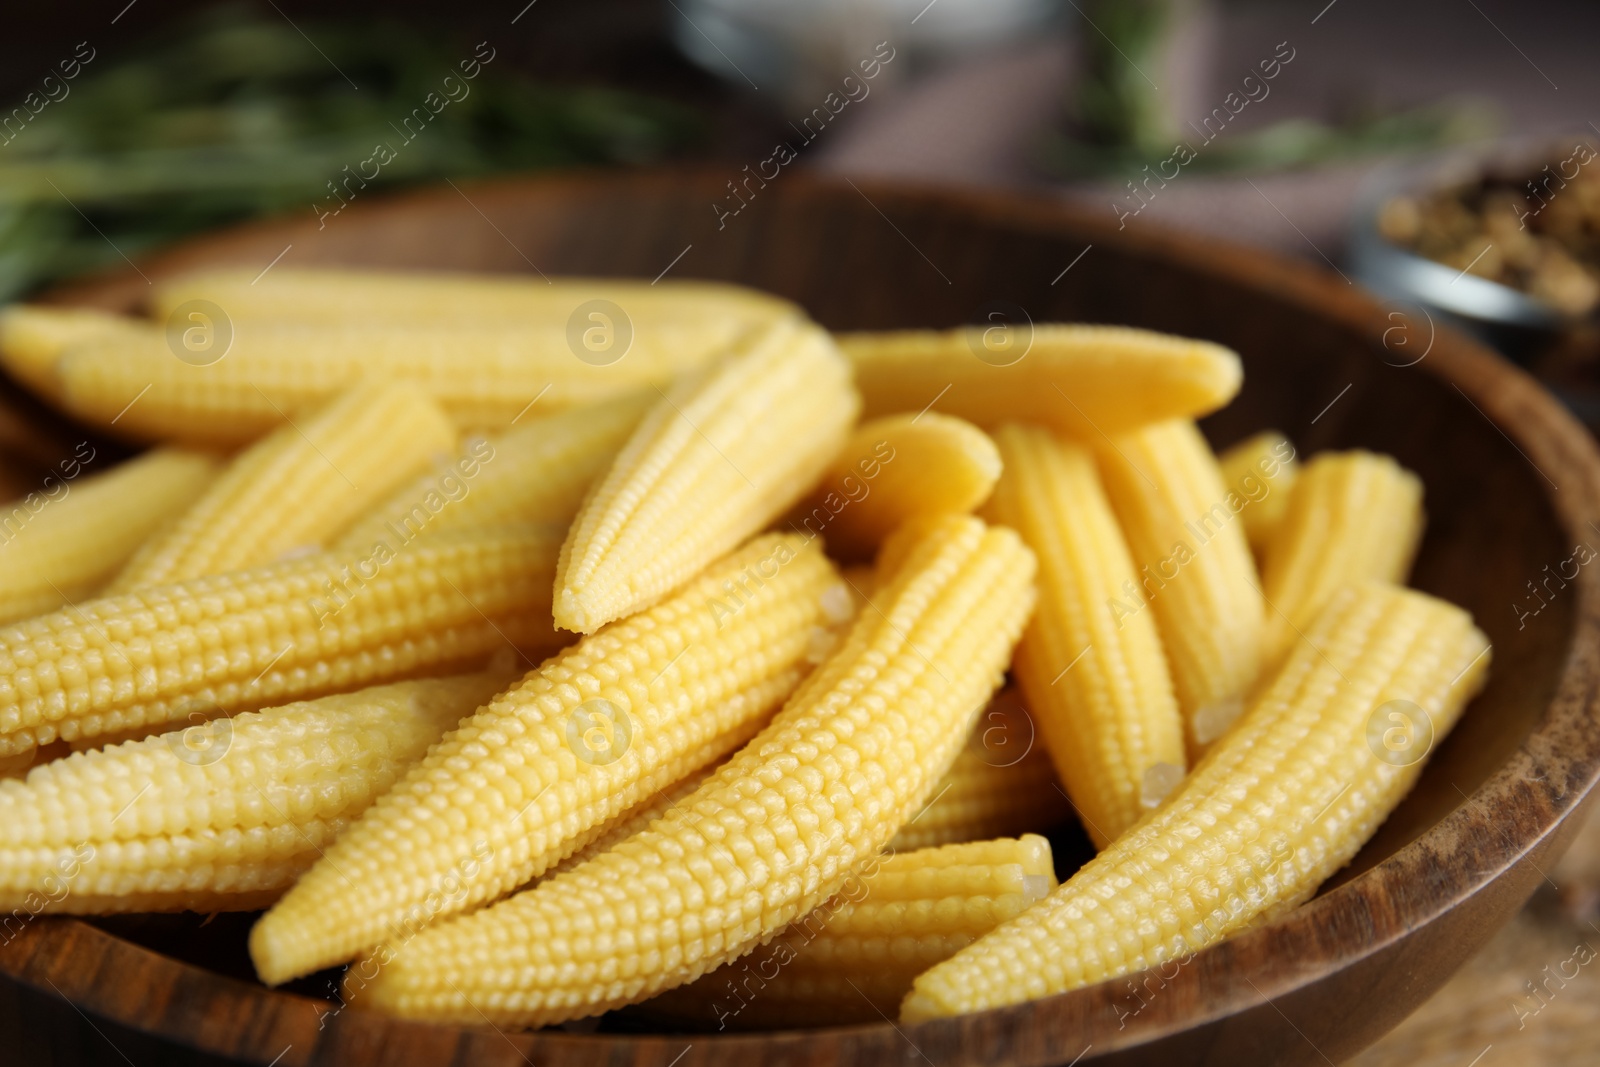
[[3, 2, 1598, 1062]]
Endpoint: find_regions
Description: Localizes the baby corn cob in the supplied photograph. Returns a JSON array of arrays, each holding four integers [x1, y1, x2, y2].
[[545, 762, 721, 878], [889, 690, 1071, 852], [797, 412, 1001, 559], [0, 671, 513, 914], [555, 319, 858, 633], [902, 581, 1490, 1021], [351, 514, 1037, 1027], [639, 836, 1058, 1028], [1218, 430, 1300, 556], [60, 650, 509, 759], [0, 448, 220, 625], [108, 382, 455, 592], [0, 305, 144, 397], [151, 268, 797, 327], [335, 391, 652, 553], [1095, 420, 1264, 754], [983, 423, 1185, 848], [55, 319, 770, 446], [0, 526, 566, 757], [250, 533, 846, 985], [1260, 451, 1424, 666], [838, 326, 1242, 440]]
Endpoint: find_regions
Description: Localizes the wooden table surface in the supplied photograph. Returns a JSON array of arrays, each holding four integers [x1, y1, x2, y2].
[[1355, 799, 1600, 1067]]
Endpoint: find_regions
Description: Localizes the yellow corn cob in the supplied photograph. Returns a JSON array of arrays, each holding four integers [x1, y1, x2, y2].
[[335, 391, 652, 553], [151, 268, 797, 327], [0, 526, 566, 757], [350, 514, 1037, 1026], [546, 762, 722, 879], [795, 412, 1001, 560], [838, 325, 1242, 440], [0, 304, 142, 397], [250, 533, 848, 985], [65, 645, 522, 755], [1218, 430, 1300, 556], [1094, 419, 1264, 754], [530, 601, 864, 880], [637, 835, 1058, 1028], [982, 423, 1185, 848], [0, 671, 513, 913], [1260, 451, 1424, 666], [902, 581, 1491, 1021], [555, 319, 858, 633], [0, 448, 221, 626], [55, 317, 776, 446], [107, 383, 455, 592], [888, 690, 1071, 852]]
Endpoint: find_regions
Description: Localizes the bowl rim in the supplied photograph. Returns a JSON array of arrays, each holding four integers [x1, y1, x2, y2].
[[6, 165, 1600, 1067]]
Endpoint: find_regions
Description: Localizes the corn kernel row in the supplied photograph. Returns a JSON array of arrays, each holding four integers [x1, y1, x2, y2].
[[0, 526, 566, 756], [251, 533, 846, 984], [0, 672, 513, 912], [903, 582, 1490, 1020], [346, 515, 1037, 1026]]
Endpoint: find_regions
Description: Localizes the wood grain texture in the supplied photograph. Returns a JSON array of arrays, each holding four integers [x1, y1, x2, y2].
[[3, 168, 1599, 1067], [1354, 800, 1600, 1067]]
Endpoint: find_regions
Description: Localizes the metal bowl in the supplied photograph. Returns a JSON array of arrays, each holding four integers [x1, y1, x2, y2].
[[1348, 143, 1585, 361]]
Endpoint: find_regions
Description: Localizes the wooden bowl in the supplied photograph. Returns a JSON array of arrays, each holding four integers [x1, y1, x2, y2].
[[3, 169, 1598, 1067]]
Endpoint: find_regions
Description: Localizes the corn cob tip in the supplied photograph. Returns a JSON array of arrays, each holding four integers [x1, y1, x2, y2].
[[1191, 698, 1244, 747], [551, 587, 600, 635], [900, 990, 942, 1023], [553, 319, 857, 633], [799, 412, 1003, 559], [1138, 762, 1185, 809], [250, 921, 307, 987], [900, 580, 1489, 1022]]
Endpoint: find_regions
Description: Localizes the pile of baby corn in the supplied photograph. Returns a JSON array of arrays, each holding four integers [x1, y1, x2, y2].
[[0, 269, 1489, 1031]]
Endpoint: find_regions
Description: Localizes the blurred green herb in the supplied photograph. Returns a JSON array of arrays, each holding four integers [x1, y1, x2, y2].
[[1045, 0, 1493, 180], [0, 6, 702, 299], [1044, 100, 1497, 177], [1066, 0, 1172, 159]]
